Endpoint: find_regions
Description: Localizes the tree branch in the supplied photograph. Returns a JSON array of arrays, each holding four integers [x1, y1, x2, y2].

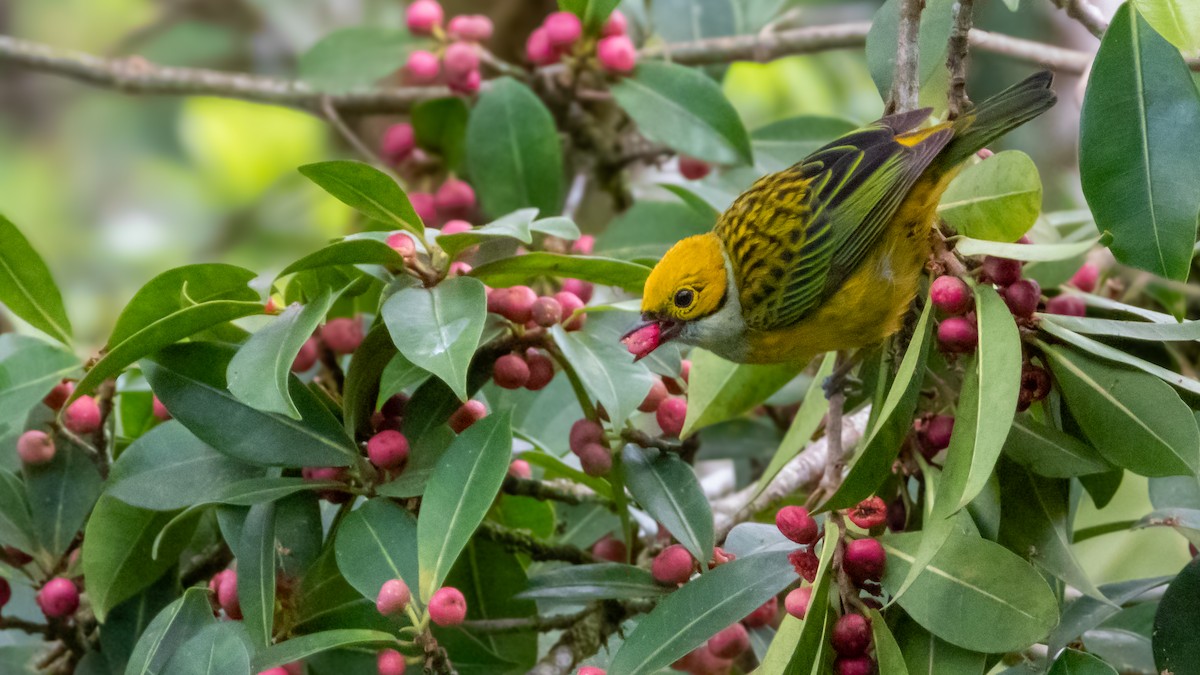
[[946, 0, 976, 118], [889, 0, 925, 114], [477, 522, 597, 565], [461, 607, 595, 635], [502, 475, 612, 508], [1050, 0, 1108, 38]]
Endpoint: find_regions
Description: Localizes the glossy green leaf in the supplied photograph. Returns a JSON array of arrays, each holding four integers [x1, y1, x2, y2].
[[517, 563, 667, 601], [470, 252, 651, 293], [611, 62, 753, 165], [1153, 557, 1200, 671], [466, 78, 564, 218], [866, 0, 955, 98], [622, 445, 714, 566], [1043, 343, 1199, 476], [101, 574, 178, 675], [1051, 576, 1168, 664], [162, 622, 253, 675], [251, 630, 397, 672], [124, 588, 217, 675], [936, 286, 1021, 515], [238, 501, 276, 646], [953, 235, 1104, 262], [0, 214, 72, 344], [412, 97, 469, 171], [1049, 649, 1118, 675], [1082, 627, 1155, 673], [142, 342, 358, 467], [753, 352, 835, 502], [882, 530, 1059, 652], [751, 115, 859, 173], [381, 276, 487, 401], [759, 521, 839, 673], [108, 263, 258, 346], [416, 412, 512, 601], [870, 608, 910, 675], [597, 200, 714, 261], [25, 442, 103, 558], [212, 476, 342, 506], [0, 335, 78, 434], [299, 160, 424, 234], [609, 551, 794, 674], [342, 323, 399, 441], [559, 0, 621, 28], [298, 27, 413, 94], [1132, 0, 1200, 53], [83, 496, 197, 621], [826, 301, 933, 510], [0, 469, 34, 552], [277, 238, 403, 279], [532, 216, 582, 240], [938, 151, 1042, 242], [680, 349, 802, 438], [893, 617, 987, 675], [518, 450, 612, 499], [1039, 319, 1200, 395], [1150, 473, 1200, 509], [1002, 414, 1113, 478], [335, 498, 420, 605], [551, 317, 657, 424], [437, 208, 538, 258], [1041, 313, 1200, 341], [1080, 3, 1200, 281]]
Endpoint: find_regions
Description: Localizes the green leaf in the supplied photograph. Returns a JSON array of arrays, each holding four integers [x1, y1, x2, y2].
[[869, 608, 910, 675], [937, 151, 1042, 242], [551, 317, 657, 424], [1150, 473, 1200, 509], [381, 276, 487, 401], [335, 498, 420, 605], [826, 301, 933, 511], [952, 235, 1104, 262], [299, 160, 424, 234], [213, 476, 342, 506], [935, 285, 1021, 516], [559, 0, 621, 28], [1132, 0, 1200, 53], [622, 446, 714, 566], [609, 551, 795, 674], [1050, 649, 1118, 675], [1050, 575, 1169, 664], [0, 469, 35, 552], [108, 263, 258, 346], [892, 617, 987, 675], [162, 623, 253, 675], [1039, 319, 1200, 395], [516, 563, 667, 601], [1002, 415, 1113, 478], [1153, 558, 1200, 672], [466, 78, 564, 218], [437, 208, 538, 258], [650, 0, 735, 43], [470, 253, 651, 293], [597, 200, 714, 261], [342, 323, 399, 441], [1080, 2, 1200, 281], [298, 27, 413, 94], [412, 97, 469, 171], [416, 412, 512, 601], [1043, 343, 1200, 476], [124, 588, 217, 675], [25, 442, 103, 558], [238, 501, 277, 646], [102, 574, 178, 675], [228, 288, 337, 418], [251, 630, 397, 672], [1040, 313, 1200, 341], [680, 349, 802, 438], [0, 213, 72, 344], [881, 530, 1059, 652], [759, 521, 839, 673], [751, 116, 859, 173], [612, 62, 753, 166], [0, 335, 78, 434], [142, 342, 358, 467], [82, 496, 197, 622], [753, 352, 835, 502], [278, 238, 404, 279], [532, 216, 582, 240], [866, 0, 956, 99]]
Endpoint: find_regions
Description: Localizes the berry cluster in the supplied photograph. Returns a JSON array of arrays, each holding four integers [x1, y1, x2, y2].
[[373, 577, 464, 673], [290, 316, 366, 374], [526, 11, 637, 75], [402, 0, 492, 94]]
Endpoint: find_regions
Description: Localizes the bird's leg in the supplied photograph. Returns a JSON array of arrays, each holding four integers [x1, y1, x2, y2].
[[822, 349, 866, 400]]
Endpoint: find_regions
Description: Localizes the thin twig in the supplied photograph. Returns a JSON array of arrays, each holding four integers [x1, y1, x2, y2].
[[319, 96, 395, 175], [945, 0, 976, 119], [889, 0, 925, 114], [502, 475, 611, 508], [477, 522, 597, 565], [1050, 0, 1108, 38], [0, 616, 51, 637], [461, 607, 595, 635]]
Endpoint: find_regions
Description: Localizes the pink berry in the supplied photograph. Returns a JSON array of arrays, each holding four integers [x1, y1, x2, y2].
[[1003, 279, 1041, 318], [449, 68, 481, 95], [597, 35, 637, 74], [377, 648, 405, 675], [554, 291, 586, 330], [380, 123, 415, 164], [258, 667, 289, 675], [835, 656, 876, 675], [387, 232, 417, 261], [707, 623, 750, 659], [63, 396, 101, 435], [789, 548, 819, 582], [449, 261, 473, 277], [43, 381, 74, 411], [655, 397, 687, 438], [440, 219, 472, 236], [443, 42, 480, 81], [531, 297, 563, 327], [737, 597, 775, 629], [847, 496, 887, 530], [321, 317, 364, 354], [429, 587, 467, 626], [1070, 262, 1099, 293], [785, 586, 812, 619], [571, 235, 595, 255], [976, 148, 994, 159], [775, 506, 819, 545], [678, 156, 711, 180], [494, 353, 531, 389], [302, 466, 342, 482], [406, 0, 443, 35], [937, 316, 978, 353], [37, 577, 79, 618], [652, 544, 695, 585], [367, 430, 410, 470], [404, 50, 440, 85], [560, 279, 594, 304], [500, 286, 539, 324], [981, 256, 1022, 286], [217, 569, 242, 619], [456, 15, 494, 42], [292, 338, 319, 373], [577, 442, 612, 477], [591, 535, 626, 562], [1045, 295, 1086, 317], [152, 396, 171, 421], [525, 28, 558, 65], [508, 459, 532, 479], [448, 400, 487, 433], [544, 12, 583, 47], [17, 430, 55, 465], [602, 10, 627, 37], [831, 613, 872, 657], [409, 192, 438, 225], [375, 579, 411, 616], [638, 379, 669, 413], [843, 539, 886, 585], [569, 419, 604, 454], [524, 350, 555, 391], [918, 415, 955, 454], [435, 179, 476, 217], [930, 275, 972, 315], [577, 668, 605, 675]]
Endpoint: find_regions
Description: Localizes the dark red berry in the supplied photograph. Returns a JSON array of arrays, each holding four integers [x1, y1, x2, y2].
[[843, 539, 886, 585], [981, 256, 1022, 286], [652, 544, 695, 585], [1003, 279, 1041, 318], [831, 613, 872, 657], [1045, 295, 1086, 317], [788, 548, 819, 582], [847, 496, 887, 529], [930, 276, 972, 315], [937, 317, 978, 353]]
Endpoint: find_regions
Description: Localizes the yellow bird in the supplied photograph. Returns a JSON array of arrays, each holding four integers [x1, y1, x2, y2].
[[623, 72, 1056, 364]]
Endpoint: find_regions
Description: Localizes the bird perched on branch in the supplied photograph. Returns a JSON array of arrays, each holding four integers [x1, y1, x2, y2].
[[623, 71, 1056, 364]]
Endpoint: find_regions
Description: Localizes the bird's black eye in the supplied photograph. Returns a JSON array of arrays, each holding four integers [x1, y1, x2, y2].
[[674, 289, 695, 308]]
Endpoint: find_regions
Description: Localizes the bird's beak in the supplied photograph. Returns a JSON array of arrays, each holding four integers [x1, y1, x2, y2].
[[621, 315, 683, 361]]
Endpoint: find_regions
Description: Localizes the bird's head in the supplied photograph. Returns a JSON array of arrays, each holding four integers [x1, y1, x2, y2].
[[622, 234, 728, 360]]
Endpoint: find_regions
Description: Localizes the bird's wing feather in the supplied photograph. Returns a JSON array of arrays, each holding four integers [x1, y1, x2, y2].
[[717, 121, 951, 331]]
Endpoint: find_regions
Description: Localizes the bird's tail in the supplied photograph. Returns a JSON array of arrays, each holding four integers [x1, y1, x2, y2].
[[936, 70, 1057, 169]]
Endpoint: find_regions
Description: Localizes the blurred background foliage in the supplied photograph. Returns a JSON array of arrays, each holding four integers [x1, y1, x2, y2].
[[0, 0, 1180, 588]]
